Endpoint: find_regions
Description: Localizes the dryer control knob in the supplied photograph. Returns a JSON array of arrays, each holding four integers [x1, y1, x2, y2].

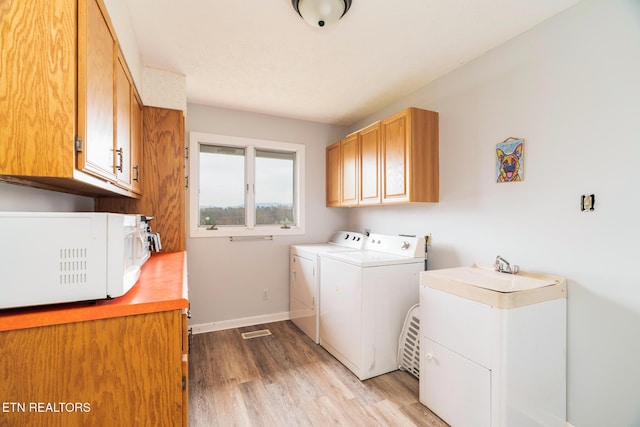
[[401, 241, 410, 250]]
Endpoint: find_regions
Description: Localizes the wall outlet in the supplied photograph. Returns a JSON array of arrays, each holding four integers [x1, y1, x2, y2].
[[262, 289, 269, 301]]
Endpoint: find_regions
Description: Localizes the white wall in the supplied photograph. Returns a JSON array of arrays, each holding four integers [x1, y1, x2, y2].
[[185, 104, 348, 330], [103, 0, 143, 90], [0, 182, 93, 212], [346, 0, 640, 426]]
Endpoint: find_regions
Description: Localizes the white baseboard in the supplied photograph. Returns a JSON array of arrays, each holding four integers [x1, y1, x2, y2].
[[190, 311, 290, 334], [567, 422, 577, 427]]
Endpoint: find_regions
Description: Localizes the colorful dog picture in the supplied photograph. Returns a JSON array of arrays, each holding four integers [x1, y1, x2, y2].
[[496, 138, 524, 183]]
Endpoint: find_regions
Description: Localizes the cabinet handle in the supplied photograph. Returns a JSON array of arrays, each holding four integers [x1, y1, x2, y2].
[[133, 165, 139, 182], [115, 148, 124, 172]]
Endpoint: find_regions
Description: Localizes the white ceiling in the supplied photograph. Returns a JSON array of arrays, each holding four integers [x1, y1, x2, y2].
[[126, 0, 582, 126]]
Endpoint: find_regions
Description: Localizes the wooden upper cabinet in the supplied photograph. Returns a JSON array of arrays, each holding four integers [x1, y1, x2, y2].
[[0, 0, 142, 198], [326, 142, 341, 207], [340, 133, 359, 206], [77, 0, 116, 182], [381, 108, 439, 204], [359, 122, 381, 205], [325, 107, 438, 207], [96, 107, 186, 253]]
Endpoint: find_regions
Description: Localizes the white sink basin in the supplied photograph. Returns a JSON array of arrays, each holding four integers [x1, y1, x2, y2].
[[420, 264, 566, 308], [430, 264, 558, 293]]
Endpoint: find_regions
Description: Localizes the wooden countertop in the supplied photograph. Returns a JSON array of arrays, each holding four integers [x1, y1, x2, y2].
[[0, 251, 188, 332]]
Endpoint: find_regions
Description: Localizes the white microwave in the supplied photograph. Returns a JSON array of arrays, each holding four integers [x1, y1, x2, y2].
[[0, 212, 152, 310]]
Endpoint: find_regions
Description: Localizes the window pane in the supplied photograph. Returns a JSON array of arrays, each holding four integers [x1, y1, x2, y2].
[[255, 149, 294, 226], [199, 145, 246, 226]]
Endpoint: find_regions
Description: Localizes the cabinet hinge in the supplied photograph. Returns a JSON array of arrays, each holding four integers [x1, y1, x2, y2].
[[182, 376, 187, 390], [74, 136, 83, 153], [185, 175, 189, 189], [185, 147, 189, 159]]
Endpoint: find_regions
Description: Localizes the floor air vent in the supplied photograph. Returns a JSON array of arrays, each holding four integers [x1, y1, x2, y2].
[[241, 329, 272, 340]]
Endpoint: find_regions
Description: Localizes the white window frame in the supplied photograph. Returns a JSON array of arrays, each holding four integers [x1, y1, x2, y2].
[[188, 131, 305, 238]]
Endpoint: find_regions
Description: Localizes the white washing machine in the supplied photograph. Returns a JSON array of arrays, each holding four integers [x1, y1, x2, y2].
[[319, 233, 428, 380], [289, 231, 367, 343]]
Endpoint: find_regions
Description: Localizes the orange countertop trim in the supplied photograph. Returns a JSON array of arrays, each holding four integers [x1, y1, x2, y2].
[[0, 251, 188, 332]]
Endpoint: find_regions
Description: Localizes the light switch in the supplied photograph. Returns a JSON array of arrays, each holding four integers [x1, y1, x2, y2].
[[581, 194, 595, 212]]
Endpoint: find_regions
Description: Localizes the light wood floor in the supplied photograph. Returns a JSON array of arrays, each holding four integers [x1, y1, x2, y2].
[[188, 320, 449, 426]]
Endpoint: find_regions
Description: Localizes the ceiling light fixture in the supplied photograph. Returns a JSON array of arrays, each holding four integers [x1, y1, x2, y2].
[[291, 0, 352, 28]]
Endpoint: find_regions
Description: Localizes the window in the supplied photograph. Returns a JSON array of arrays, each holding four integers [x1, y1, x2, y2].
[[189, 132, 305, 237]]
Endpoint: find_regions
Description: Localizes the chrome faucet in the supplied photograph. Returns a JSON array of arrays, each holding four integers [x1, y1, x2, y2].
[[494, 255, 519, 274]]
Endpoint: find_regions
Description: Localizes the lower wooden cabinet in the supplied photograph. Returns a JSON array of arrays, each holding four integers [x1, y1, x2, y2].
[[0, 309, 188, 426]]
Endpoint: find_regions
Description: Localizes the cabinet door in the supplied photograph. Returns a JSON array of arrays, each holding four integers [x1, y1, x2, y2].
[[421, 286, 493, 368], [77, 0, 117, 181], [115, 50, 132, 189], [0, 310, 185, 425], [340, 134, 359, 206], [130, 92, 143, 194], [358, 122, 381, 205], [142, 107, 186, 252], [182, 309, 189, 427], [381, 110, 410, 203], [420, 337, 491, 427], [0, 0, 76, 178], [325, 142, 341, 207]]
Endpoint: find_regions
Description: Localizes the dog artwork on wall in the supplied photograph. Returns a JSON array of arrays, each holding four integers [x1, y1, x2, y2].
[[496, 138, 524, 183]]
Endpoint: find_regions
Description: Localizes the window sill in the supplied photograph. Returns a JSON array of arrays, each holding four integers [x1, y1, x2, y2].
[[189, 225, 304, 239]]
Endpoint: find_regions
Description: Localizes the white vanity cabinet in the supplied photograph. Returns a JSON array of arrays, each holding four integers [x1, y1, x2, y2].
[[419, 266, 567, 427]]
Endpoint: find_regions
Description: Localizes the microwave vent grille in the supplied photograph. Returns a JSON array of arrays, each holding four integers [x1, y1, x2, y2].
[[59, 248, 88, 285]]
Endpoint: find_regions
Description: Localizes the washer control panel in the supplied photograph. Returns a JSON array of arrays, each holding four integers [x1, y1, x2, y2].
[[364, 233, 428, 257]]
